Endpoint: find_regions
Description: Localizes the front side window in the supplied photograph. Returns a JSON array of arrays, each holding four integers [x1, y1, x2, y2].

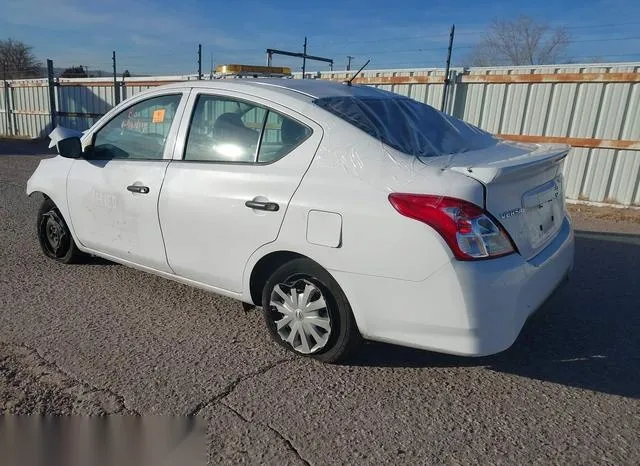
[[184, 95, 311, 163], [91, 94, 182, 160]]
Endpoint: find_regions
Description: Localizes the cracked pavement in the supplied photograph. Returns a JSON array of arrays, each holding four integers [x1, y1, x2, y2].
[[1, 146, 639, 464], [0, 342, 137, 415]]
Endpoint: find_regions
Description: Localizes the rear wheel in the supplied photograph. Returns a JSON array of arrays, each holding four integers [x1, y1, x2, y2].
[[37, 198, 85, 264], [262, 258, 361, 363]]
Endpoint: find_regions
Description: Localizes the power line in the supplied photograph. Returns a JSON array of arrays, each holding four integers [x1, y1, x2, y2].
[[559, 20, 640, 30], [18, 19, 640, 78], [569, 52, 640, 59], [41, 23, 640, 69], [330, 35, 640, 58], [278, 35, 640, 60], [109, 22, 640, 61], [355, 52, 640, 69], [569, 35, 640, 43], [311, 21, 640, 48]]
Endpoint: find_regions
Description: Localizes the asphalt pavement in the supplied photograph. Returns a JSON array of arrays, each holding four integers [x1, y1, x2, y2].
[[1, 143, 639, 464]]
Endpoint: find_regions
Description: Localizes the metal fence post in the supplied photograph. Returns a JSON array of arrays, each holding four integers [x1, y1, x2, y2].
[[447, 70, 466, 119], [446, 70, 457, 115], [112, 51, 120, 105], [2, 61, 13, 136], [3, 81, 12, 136], [46, 59, 57, 130], [9, 83, 17, 136]]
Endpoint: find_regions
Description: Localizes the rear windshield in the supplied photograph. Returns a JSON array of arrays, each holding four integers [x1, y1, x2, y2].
[[313, 96, 497, 157]]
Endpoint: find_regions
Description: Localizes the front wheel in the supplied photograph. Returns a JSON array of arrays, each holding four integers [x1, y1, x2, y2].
[[262, 258, 361, 363], [37, 198, 85, 264]]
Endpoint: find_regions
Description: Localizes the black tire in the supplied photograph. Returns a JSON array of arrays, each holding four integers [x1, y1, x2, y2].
[[37, 198, 85, 264], [262, 258, 361, 363]]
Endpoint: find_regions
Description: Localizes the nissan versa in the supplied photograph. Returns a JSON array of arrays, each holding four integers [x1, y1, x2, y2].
[[27, 78, 574, 363]]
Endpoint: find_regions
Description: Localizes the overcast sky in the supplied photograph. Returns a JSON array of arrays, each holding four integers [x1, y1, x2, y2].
[[2, 0, 640, 75]]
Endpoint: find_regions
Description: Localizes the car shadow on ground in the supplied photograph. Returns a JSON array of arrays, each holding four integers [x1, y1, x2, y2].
[[0, 138, 55, 156], [350, 230, 640, 399], [82, 255, 115, 266]]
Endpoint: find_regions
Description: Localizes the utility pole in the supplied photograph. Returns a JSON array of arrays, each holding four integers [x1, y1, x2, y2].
[[302, 37, 307, 79], [209, 53, 213, 79], [440, 24, 455, 112], [112, 51, 120, 105], [347, 56, 354, 71], [197, 44, 202, 80]]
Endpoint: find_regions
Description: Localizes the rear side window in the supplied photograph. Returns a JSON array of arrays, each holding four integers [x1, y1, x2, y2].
[[185, 96, 264, 163], [184, 95, 311, 163], [313, 96, 496, 158], [258, 111, 311, 163]]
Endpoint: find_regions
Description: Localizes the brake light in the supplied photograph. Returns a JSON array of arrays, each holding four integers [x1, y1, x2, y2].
[[388, 194, 515, 260]]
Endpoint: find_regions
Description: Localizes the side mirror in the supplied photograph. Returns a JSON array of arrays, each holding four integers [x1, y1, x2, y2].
[[57, 137, 83, 159], [48, 126, 85, 158]]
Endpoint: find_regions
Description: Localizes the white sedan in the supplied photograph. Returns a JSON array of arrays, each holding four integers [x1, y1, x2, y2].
[[27, 78, 574, 362]]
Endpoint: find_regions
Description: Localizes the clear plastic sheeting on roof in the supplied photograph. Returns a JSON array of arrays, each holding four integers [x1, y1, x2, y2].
[[313, 96, 498, 158]]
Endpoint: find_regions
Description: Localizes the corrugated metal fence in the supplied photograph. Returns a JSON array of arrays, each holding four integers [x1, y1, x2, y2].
[[321, 63, 640, 205], [1, 63, 639, 206], [0, 76, 191, 138]]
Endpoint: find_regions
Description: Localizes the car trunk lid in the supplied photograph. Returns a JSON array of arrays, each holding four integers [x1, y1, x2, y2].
[[447, 141, 569, 260]]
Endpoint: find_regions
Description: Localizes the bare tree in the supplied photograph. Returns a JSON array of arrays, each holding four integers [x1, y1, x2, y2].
[[466, 16, 571, 66], [61, 66, 88, 78], [0, 38, 41, 79]]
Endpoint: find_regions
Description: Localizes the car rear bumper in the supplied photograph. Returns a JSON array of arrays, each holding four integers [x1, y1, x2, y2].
[[333, 215, 575, 356]]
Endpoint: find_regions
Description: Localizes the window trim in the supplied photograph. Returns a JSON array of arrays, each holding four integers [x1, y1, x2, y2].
[[253, 109, 269, 163], [180, 93, 313, 166], [86, 92, 185, 162]]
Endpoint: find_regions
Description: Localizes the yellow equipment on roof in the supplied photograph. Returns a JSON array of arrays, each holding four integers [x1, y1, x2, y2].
[[214, 64, 292, 78]]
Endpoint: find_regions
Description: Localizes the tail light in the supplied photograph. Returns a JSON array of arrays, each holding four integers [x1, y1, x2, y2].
[[388, 194, 515, 260]]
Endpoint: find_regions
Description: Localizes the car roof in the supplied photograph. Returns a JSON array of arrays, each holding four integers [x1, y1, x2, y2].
[[241, 78, 399, 99], [158, 78, 400, 101]]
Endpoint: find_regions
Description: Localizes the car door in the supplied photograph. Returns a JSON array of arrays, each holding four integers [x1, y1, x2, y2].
[[158, 90, 322, 292], [66, 91, 188, 272]]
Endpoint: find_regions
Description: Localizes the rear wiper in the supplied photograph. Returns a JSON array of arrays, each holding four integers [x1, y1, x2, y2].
[[344, 59, 370, 86]]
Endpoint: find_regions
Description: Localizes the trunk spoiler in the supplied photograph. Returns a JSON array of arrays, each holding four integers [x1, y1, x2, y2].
[[448, 146, 569, 184]]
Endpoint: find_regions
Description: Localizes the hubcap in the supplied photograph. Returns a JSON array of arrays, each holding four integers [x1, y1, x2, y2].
[[270, 279, 332, 354]]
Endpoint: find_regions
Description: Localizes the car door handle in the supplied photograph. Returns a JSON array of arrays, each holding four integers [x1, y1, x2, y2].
[[245, 200, 279, 212], [127, 185, 150, 194]]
